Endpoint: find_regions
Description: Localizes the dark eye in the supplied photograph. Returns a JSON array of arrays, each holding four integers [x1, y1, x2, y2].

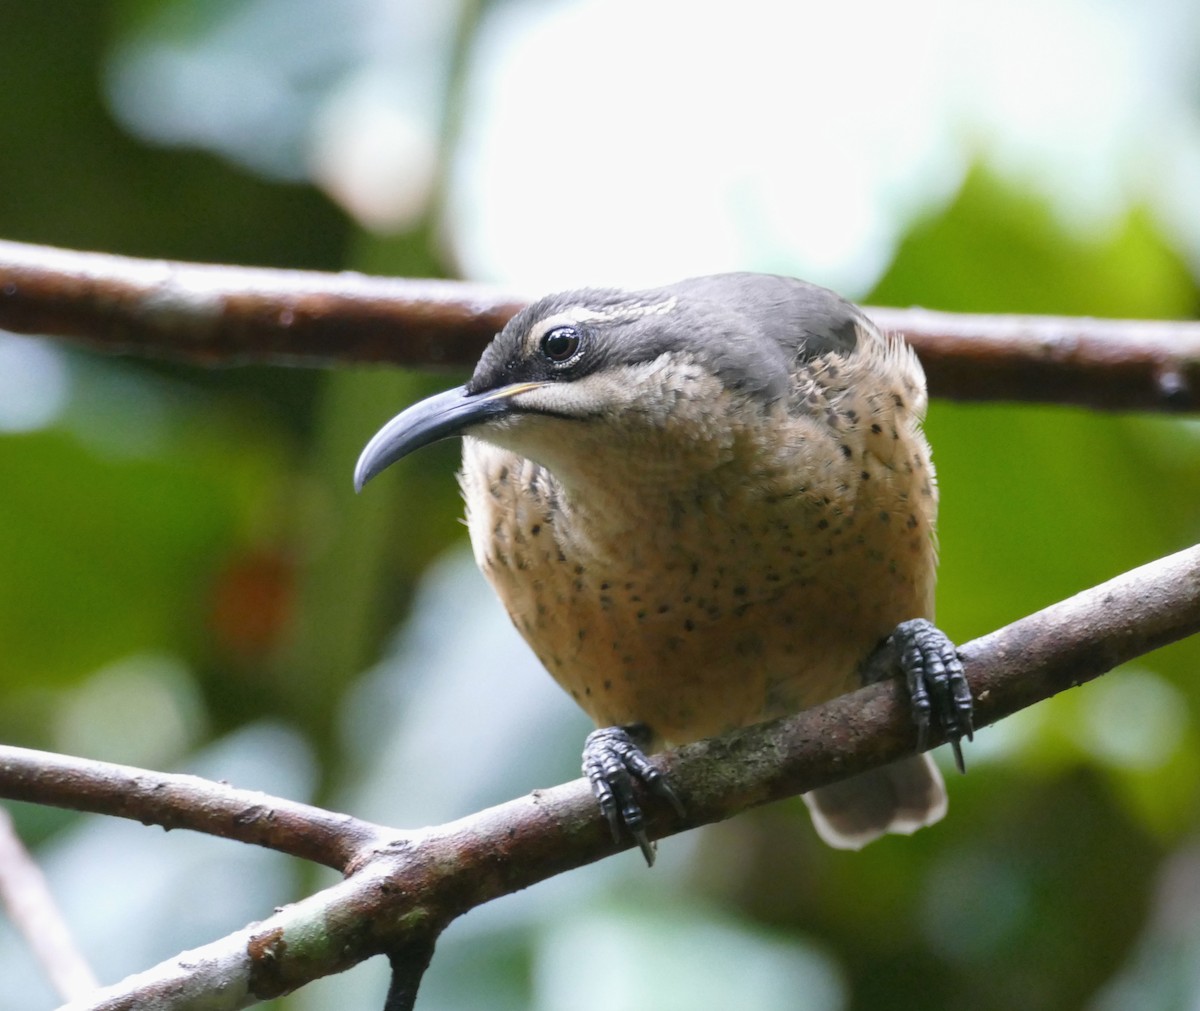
[[540, 325, 582, 364]]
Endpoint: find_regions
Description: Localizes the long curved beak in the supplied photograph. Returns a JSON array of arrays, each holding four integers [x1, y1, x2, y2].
[[353, 382, 545, 491]]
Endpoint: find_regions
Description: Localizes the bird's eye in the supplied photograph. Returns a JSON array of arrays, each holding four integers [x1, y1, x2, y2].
[[540, 325, 582, 364]]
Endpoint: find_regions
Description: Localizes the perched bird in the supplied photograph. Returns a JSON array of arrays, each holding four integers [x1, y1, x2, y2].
[[355, 273, 973, 863]]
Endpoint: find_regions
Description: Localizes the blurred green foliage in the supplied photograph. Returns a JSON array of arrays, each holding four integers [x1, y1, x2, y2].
[[0, 3, 1199, 1011]]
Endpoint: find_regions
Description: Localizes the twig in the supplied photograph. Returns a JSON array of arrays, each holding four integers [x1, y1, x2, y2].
[[0, 807, 99, 1000], [23, 542, 1199, 1010], [1, 239, 1198, 411], [384, 942, 438, 1011], [0, 751, 397, 872]]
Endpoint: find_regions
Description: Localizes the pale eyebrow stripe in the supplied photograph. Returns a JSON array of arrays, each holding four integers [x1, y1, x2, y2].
[[524, 297, 678, 355]]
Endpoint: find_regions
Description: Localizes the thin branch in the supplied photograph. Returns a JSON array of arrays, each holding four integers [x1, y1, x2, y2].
[[1, 239, 1198, 411], [0, 807, 98, 1001], [27, 542, 1200, 1010], [0, 751, 396, 872], [384, 942, 438, 1011]]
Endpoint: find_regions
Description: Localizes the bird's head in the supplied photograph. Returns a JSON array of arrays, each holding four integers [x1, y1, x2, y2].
[[354, 274, 863, 491]]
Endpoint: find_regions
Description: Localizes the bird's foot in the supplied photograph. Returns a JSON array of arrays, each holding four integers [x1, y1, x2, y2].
[[865, 619, 974, 772], [582, 725, 685, 866]]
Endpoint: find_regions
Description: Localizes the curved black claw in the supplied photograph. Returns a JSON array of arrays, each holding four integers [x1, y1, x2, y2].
[[582, 725, 685, 866], [866, 619, 974, 772]]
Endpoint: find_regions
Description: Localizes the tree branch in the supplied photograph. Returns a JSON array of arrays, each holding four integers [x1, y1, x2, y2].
[[0, 750, 396, 872], [0, 542, 1185, 1009], [1, 239, 1197, 411], [868, 306, 1200, 413], [0, 239, 525, 370], [0, 807, 98, 1001]]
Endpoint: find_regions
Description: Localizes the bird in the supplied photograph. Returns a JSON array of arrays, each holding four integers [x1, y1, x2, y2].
[[354, 272, 973, 864]]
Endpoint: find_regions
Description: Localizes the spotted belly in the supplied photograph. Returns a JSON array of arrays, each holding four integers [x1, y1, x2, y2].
[[463, 442, 935, 748]]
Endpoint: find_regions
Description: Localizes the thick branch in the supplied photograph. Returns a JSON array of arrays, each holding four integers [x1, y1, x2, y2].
[[869, 306, 1200, 412], [0, 751, 394, 871], [2, 239, 1198, 411], [26, 543, 1200, 1010], [0, 239, 526, 370]]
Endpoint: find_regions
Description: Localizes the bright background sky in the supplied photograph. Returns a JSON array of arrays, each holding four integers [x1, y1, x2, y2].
[[105, 0, 1200, 295]]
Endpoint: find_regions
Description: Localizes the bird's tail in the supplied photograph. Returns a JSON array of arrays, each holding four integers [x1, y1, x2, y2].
[[802, 754, 947, 850]]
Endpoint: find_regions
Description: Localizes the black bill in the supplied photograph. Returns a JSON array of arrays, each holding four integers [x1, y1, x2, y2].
[[353, 382, 544, 491]]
